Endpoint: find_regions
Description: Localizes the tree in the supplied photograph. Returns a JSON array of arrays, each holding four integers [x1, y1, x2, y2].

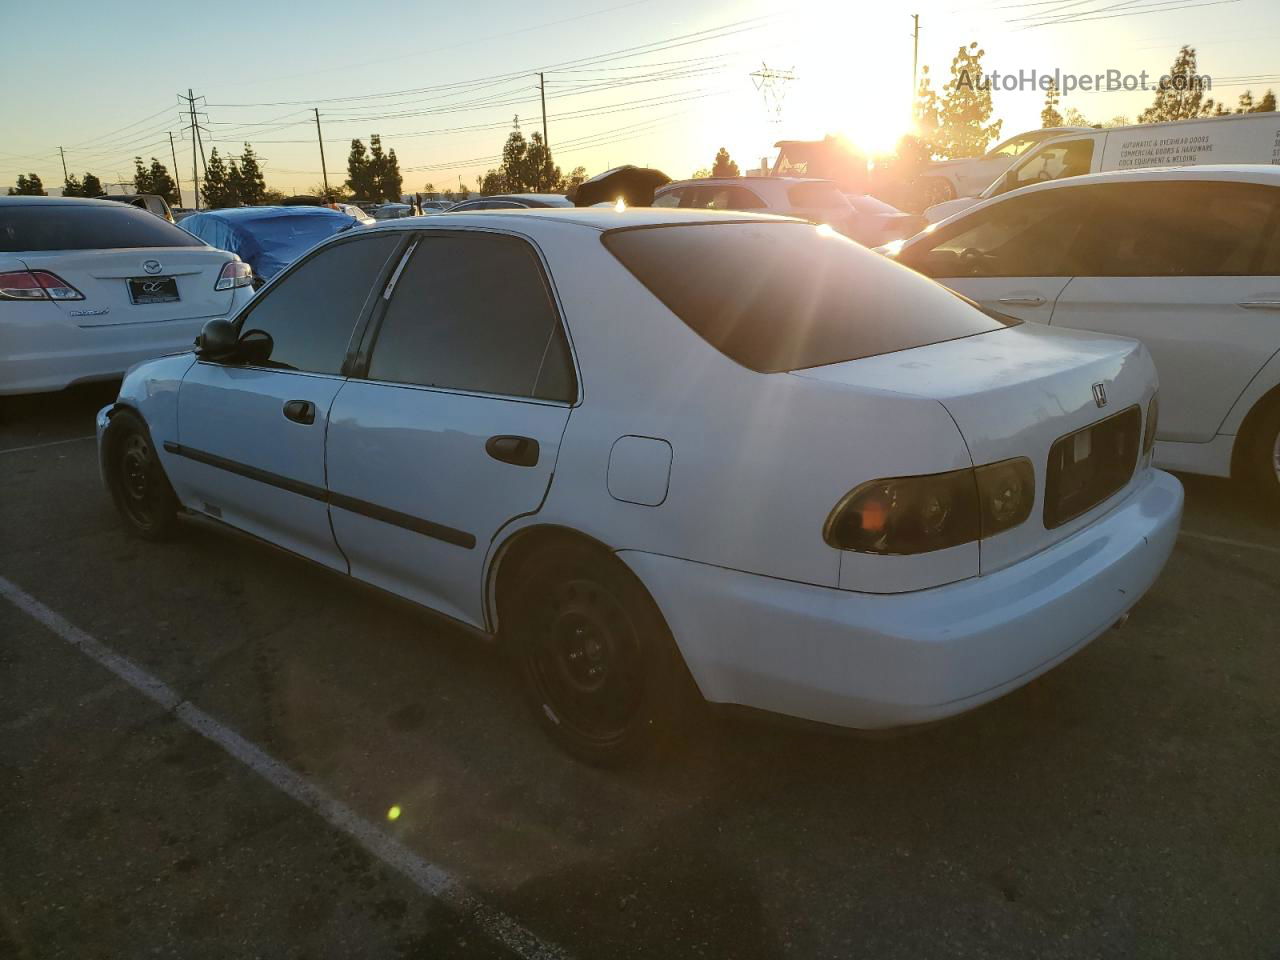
[[309, 181, 348, 201], [133, 157, 154, 194], [200, 148, 236, 208], [1041, 79, 1063, 128], [711, 147, 739, 177], [379, 146, 403, 201], [7, 174, 46, 196], [1062, 106, 1092, 127], [479, 168, 506, 196], [1256, 90, 1277, 112], [559, 165, 588, 193], [345, 138, 378, 200], [81, 172, 104, 197], [1139, 46, 1209, 123], [235, 144, 266, 205], [690, 167, 711, 179], [62, 174, 84, 197], [916, 43, 1002, 159]]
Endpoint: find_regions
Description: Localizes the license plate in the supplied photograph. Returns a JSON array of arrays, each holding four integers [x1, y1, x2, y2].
[[128, 276, 179, 304]]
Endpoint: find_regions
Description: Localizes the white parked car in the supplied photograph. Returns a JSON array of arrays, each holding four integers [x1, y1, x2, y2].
[[1, 196, 254, 396], [653, 177, 923, 246], [96, 208, 1181, 762], [917, 126, 1093, 207], [926, 112, 1280, 222], [891, 165, 1280, 501]]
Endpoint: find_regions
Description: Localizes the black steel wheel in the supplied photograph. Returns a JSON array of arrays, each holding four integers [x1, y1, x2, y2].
[[504, 538, 694, 764], [105, 411, 180, 540]]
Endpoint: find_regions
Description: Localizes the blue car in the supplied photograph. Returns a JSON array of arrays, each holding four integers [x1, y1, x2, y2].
[[180, 206, 357, 285]]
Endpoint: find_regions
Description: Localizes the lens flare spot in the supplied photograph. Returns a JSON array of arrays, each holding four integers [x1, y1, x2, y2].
[[815, 223, 835, 237], [614, 197, 626, 212], [387, 805, 402, 821]]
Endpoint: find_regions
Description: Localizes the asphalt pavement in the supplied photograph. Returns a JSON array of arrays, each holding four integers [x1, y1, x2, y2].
[[2, 383, 1277, 960]]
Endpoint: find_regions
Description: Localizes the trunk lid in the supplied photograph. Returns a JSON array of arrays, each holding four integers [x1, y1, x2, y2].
[[791, 323, 1156, 574], [19, 247, 236, 326]]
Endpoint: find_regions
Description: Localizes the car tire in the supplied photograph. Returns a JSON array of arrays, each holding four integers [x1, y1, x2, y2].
[[1243, 399, 1280, 505], [502, 538, 695, 765], [104, 410, 181, 541]]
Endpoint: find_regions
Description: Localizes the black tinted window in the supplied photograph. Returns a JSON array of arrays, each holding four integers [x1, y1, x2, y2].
[[236, 234, 401, 374], [0, 203, 203, 252], [604, 221, 1013, 373], [1075, 181, 1280, 276], [367, 233, 575, 401], [902, 190, 1090, 278]]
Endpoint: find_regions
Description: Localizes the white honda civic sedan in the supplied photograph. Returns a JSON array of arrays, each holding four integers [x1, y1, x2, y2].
[[1, 196, 254, 396], [96, 208, 1182, 762]]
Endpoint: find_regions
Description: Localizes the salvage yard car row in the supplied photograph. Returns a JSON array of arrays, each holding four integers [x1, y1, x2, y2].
[[2, 143, 1277, 764]]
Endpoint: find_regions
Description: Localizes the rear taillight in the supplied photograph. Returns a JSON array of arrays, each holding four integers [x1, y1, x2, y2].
[[215, 260, 253, 290], [0, 269, 84, 301], [1143, 393, 1159, 457], [824, 457, 1036, 555]]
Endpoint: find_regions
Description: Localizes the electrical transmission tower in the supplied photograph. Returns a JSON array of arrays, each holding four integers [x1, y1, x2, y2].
[[750, 63, 796, 124], [178, 89, 211, 209]]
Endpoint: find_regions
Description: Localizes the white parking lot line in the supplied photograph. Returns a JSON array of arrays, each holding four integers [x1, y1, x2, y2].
[[1179, 530, 1280, 557], [0, 435, 96, 455], [0, 574, 569, 960]]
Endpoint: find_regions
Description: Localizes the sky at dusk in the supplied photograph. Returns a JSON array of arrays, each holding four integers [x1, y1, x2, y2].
[[3, 0, 1278, 204]]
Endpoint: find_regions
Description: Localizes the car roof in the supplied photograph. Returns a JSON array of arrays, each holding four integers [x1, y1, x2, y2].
[[1004, 163, 1280, 196], [0, 195, 124, 207], [360, 206, 796, 233], [182, 205, 351, 222], [659, 177, 832, 190]]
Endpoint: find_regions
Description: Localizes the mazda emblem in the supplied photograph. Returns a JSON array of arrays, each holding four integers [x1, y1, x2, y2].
[[1092, 383, 1108, 408], [143, 259, 163, 275]]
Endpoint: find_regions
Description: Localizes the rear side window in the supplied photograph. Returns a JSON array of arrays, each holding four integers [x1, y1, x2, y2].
[[786, 182, 850, 209], [996, 138, 1096, 195], [365, 233, 575, 401], [686, 186, 766, 211], [604, 221, 1014, 373], [1074, 181, 1280, 276], [235, 234, 401, 374], [0, 203, 203, 252], [651, 189, 684, 208]]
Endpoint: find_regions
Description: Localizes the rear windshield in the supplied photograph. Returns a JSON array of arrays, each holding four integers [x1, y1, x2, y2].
[[0, 203, 203, 252], [786, 182, 851, 209], [603, 221, 1015, 373]]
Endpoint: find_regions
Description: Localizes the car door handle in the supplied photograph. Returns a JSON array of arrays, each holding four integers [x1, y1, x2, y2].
[[282, 399, 316, 425], [997, 296, 1046, 307], [1238, 300, 1280, 310], [485, 435, 539, 467]]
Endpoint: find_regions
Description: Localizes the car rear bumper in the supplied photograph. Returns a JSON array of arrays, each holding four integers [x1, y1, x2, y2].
[[620, 467, 1183, 729]]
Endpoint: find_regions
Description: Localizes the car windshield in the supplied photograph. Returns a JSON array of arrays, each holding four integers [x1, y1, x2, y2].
[[604, 221, 1015, 373], [0, 203, 203, 252]]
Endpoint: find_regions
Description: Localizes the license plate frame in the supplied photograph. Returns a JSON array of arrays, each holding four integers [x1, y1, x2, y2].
[[127, 276, 180, 305], [1044, 405, 1141, 529]]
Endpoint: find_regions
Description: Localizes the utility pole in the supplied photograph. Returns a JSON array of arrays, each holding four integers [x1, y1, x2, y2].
[[168, 132, 183, 208], [186, 89, 201, 209], [314, 108, 330, 200], [911, 14, 921, 105], [57, 147, 68, 182], [539, 72, 549, 191]]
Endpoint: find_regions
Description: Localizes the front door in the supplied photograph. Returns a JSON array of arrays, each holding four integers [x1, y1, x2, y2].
[[899, 187, 1090, 323], [325, 230, 577, 629], [167, 231, 404, 569], [1049, 179, 1280, 443]]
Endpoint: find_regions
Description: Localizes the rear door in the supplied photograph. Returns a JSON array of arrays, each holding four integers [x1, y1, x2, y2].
[[1049, 179, 1280, 443], [326, 229, 577, 629], [899, 188, 1092, 322], [168, 232, 404, 569]]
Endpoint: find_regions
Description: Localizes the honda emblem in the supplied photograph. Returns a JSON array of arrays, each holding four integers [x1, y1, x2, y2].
[[1092, 383, 1108, 408]]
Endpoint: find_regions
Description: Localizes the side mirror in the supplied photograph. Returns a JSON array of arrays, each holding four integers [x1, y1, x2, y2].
[[195, 318, 238, 359]]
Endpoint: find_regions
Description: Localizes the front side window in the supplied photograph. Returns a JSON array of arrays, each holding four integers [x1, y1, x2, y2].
[[989, 136, 1038, 159], [995, 138, 1096, 195], [651, 189, 683, 208], [1074, 181, 1280, 277], [365, 232, 575, 401], [900, 190, 1089, 278], [233, 234, 401, 374], [604, 221, 1015, 374]]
